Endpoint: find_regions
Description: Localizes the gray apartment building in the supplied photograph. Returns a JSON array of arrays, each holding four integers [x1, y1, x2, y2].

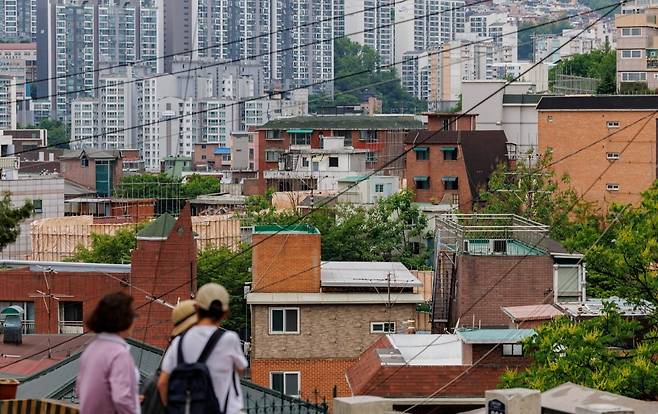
[[615, 6, 658, 92], [0, 0, 37, 42]]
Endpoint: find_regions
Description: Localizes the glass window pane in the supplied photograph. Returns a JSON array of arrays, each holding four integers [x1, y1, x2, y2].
[[502, 344, 513, 355], [285, 309, 298, 332], [271, 309, 284, 332], [513, 344, 523, 356], [271, 373, 284, 393], [284, 373, 299, 396]]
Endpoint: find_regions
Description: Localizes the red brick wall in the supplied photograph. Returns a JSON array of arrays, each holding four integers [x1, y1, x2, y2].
[[345, 335, 393, 394], [454, 255, 554, 327], [404, 143, 472, 210], [538, 111, 657, 211], [130, 204, 197, 347], [60, 158, 122, 192], [427, 115, 477, 131], [250, 358, 357, 411], [251, 232, 321, 293]]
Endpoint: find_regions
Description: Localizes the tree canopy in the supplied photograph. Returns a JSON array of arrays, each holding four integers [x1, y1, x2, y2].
[[66, 225, 145, 264], [309, 38, 427, 113], [0, 194, 33, 251], [20, 119, 70, 149], [501, 305, 658, 400], [549, 49, 617, 94]]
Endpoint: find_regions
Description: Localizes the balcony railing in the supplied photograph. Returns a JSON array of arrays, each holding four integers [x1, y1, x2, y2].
[[59, 321, 84, 334]]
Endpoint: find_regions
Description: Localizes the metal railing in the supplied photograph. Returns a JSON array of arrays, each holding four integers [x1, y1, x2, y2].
[[241, 381, 328, 414], [59, 321, 84, 334]]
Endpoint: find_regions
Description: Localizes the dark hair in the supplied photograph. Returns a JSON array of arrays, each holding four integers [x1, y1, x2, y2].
[[197, 300, 225, 322], [86, 292, 136, 333]]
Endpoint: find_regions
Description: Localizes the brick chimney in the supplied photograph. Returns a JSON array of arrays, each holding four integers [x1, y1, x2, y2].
[[130, 203, 197, 347], [251, 225, 321, 293]]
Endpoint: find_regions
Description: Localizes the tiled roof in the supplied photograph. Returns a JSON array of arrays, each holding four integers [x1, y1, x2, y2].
[[537, 95, 658, 111], [60, 149, 121, 160], [260, 115, 423, 130], [136, 213, 177, 239]]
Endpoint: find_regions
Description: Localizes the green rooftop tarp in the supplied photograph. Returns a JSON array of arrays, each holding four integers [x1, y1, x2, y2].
[[137, 213, 177, 239], [254, 224, 320, 235], [287, 129, 313, 134], [456, 328, 536, 344]]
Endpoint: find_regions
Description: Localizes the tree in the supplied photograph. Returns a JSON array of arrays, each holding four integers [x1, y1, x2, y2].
[[0, 194, 33, 250], [197, 245, 251, 336], [500, 304, 658, 400], [67, 225, 144, 264], [37, 119, 69, 149], [477, 151, 596, 241], [565, 181, 658, 305], [309, 38, 427, 113], [182, 174, 221, 198], [548, 49, 617, 94], [115, 173, 182, 199]]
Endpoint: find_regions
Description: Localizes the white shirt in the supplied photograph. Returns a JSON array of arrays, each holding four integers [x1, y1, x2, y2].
[[161, 326, 248, 414]]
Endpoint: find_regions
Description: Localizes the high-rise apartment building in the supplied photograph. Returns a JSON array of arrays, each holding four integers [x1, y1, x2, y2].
[[615, 6, 658, 92], [0, 0, 37, 42], [38, 0, 163, 121], [0, 75, 17, 130], [345, 0, 396, 65]]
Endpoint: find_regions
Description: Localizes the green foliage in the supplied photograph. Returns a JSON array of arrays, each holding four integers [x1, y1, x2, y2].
[[29, 119, 69, 149], [242, 189, 431, 269], [197, 245, 252, 335], [565, 182, 658, 305], [579, 0, 617, 11], [549, 49, 617, 94], [67, 224, 145, 264], [500, 305, 658, 400], [182, 174, 221, 198], [518, 19, 571, 61], [619, 82, 657, 95], [309, 38, 427, 113], [477, 151, 597, 241], [0, 194, 33, 250]]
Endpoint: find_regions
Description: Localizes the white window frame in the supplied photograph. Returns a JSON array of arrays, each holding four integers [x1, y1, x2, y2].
[[621, 49, 642, 59], [370, 321, 396, 333], [269, 307, 300, 334], [374, 183, 384, 193], [621, 27, 642, 37], [607, 120, 620, 129], [606, 183, 620, 192], [606, 152, 620, 160], [621, 72, 647, 82], [502, 343, 523, 356], [270, 371, 300, 397]]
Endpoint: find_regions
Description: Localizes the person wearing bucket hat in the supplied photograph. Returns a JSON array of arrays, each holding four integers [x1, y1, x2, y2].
[[170, 299, 198, 338], [158, 283, 248, 414]]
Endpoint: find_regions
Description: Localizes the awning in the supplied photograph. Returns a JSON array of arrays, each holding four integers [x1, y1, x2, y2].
[[442, 176, 457, 182], [440, 146, 457, 151], [213, 147, 231, 155], [287, 129, 313, 134], [412, 146, 429, 152], [413, 176, 429, 182]]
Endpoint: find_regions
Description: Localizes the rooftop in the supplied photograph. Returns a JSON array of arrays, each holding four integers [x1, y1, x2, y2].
[[260, 115, 423, 130], [456, 328, 536, 344], [557, 297, 654, 318], [60, 149, 122, 160], [502, 304, 563, 322], [136, 213, 177, 240], [253, 224, 320, 235], [537, 95, 658, 111], [385, 334, 462, 366], [321, 261, 422, 288], [246, 292, 424, 305]]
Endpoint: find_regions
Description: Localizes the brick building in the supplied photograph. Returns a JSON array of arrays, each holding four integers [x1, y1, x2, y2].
[[537, 95, 658, 211], [346, 329, 534, 411], [433, 214, 585, 333], [404, 130, 508, 210], [424, 112, 477, 132], [59, 149, 123, 196], [246, 225, 424, 409], [253, 115, 422, 194], [0, 205, 197, 348]]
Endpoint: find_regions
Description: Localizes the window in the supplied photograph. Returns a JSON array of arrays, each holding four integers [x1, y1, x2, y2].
[[359, 130, 377, 142], [371, 322, 396, 333], [502, 344, 523, 356], [95, 160, 112, 197], [201, 155, 207, 160], [442, 147, 458, 160], [201, 144, 207, 149], [606, 183, 620, 192], [366, 152, 377, 164], [414, 176, 430, 190], [301, 157, 309, 167], [607, 121, 620, 128], [266, 130, 281, 140], [32, 199, 43, 214], [415, 147, 429, 160], [291, 133, 311, 146], [80, 157, 89, 167], [547, 115, 554, 123], [442, 119, 450, 131], [269, 307, 299, 334], [621, 27, 642, 36], [606, 152, 620, 160], [328, 157, 339, 167], [443, 176, 458, 190], [265, 150, 281, 162], [375, 184, 384, 193], [621, 49, 642, 58], [621, 72, 647, 82], [270, 372, 300, 397]]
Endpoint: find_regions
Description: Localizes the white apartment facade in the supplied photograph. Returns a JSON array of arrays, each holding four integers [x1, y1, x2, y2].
[[0, 75, 17, 130]]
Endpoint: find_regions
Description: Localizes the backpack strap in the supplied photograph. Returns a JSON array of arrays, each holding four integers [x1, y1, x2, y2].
[[197, 328, 224, 363], [176, 330, 188, 365]]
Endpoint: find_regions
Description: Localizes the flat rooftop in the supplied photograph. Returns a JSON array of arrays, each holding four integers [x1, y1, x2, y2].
[[384, 334, 462, 366], [260, 115, 423, 130], [321, 261, 422, 288]]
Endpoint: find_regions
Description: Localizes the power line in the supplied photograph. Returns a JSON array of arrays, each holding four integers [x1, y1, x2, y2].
[[17, 0, 413, 89], [16, 0, 487, 106], [10, 4, 611, 157]]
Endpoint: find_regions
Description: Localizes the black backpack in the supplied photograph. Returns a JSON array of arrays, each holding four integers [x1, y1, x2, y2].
[[167, 329, 227, 414]]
